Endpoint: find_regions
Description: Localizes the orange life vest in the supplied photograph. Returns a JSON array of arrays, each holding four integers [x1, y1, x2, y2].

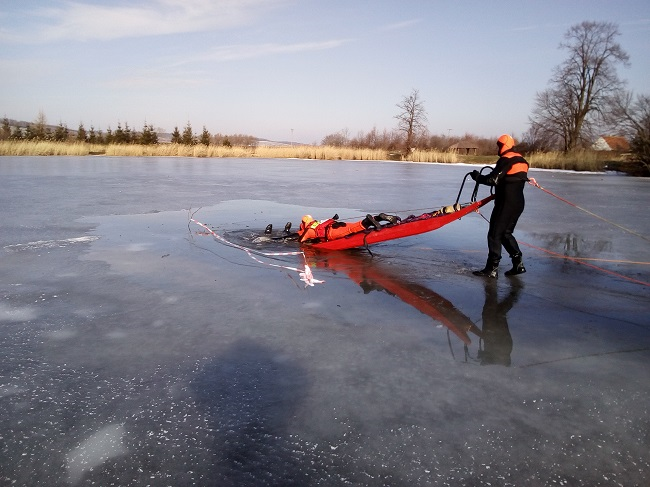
[[299, 218, 337, 243], [503, 151, 529, 175]]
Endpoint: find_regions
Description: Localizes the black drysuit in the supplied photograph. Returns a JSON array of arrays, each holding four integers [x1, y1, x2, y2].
[[476, 151, 528, 262]]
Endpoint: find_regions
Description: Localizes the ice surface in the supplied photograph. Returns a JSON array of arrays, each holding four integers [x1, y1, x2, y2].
[[0, 157, 648, 485]]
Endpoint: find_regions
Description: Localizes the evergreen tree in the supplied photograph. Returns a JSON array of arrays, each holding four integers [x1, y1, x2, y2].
[[150, 125, 158, 145], [77, 123, 87, 142], [54, 122, 69, 142], [114, 123, 126, 144], [1, 118, 11, 140], [123, 122, 132, 144], [181, 122, 195, 145], [171, 126, 181, 144], [105, 127, 114, 144], [140, 123, 158, 145], [200, 126, 211, 146], [88, 126, 96, 144], [10, 126, 23, 140]]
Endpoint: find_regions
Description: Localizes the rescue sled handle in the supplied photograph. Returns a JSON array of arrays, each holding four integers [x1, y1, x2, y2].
[[308, 170, 497, 251], [456, 166, 494, 206]]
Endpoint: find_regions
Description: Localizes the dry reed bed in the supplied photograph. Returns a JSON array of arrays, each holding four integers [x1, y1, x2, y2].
[[0, 141, 456, 162], [526, 150, 617, 171], [0, 141, 622, 170]]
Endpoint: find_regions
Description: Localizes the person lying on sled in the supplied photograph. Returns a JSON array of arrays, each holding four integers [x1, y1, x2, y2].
[[297, 212, 399, 243]]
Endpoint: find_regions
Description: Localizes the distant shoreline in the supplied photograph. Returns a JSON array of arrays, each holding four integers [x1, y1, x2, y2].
[[0, 140, 641, 175]]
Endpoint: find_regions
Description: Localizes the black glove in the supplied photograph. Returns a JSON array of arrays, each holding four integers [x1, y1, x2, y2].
[[470, 170, 480, 181]]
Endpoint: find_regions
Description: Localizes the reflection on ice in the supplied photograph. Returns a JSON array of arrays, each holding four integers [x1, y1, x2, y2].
[[531, 232, 613, 257], [307, 250, 480, 345], [307, 250, 524, 367], [476, 280, 521, 366]]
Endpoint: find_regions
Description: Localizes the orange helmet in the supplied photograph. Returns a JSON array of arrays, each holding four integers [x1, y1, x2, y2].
[[300, 214, 314, 231], [497, 134, 515, 155]]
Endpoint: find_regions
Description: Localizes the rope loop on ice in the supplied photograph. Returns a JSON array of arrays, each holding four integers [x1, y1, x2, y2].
[[189, 216, 324, 287]]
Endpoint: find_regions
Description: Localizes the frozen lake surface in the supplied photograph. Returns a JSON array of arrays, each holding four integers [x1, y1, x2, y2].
[[1, 157, 649, 486]]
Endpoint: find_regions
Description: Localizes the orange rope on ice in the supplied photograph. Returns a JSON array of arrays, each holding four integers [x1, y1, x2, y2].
[[519, 241, 650, 287], [527, 178, 650, 242], [473, 209, 650, 288]]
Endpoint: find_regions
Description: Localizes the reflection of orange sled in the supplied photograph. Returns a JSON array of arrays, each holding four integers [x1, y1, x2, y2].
[[305, 195, 494, 251], [308, 250, 482, 345]]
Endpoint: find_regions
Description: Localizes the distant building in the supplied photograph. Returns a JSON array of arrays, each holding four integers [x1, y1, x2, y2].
[[592, 136, 629, 152], [448, 140, 479, 155]]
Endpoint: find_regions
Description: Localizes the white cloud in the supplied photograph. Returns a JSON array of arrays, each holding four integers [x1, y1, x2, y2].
[[103, 39, 350, 89], [4, 0, 290, 43], [381, 19, 422, 31], [181, 39, 351, 64]]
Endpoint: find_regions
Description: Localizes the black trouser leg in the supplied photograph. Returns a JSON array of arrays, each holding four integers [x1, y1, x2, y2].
[[488, 188, 524, 260], [501, 215, 522, 257]]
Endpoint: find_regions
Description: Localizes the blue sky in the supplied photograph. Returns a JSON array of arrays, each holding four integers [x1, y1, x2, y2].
[[1, 0, 649, 144]]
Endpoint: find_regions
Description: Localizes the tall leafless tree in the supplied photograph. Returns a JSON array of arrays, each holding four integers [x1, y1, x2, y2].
[[529, 21, 629, 152], [395, 89, 428, 152]]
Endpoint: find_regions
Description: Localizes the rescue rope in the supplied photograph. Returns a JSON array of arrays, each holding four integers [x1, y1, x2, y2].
[[520, 241, 650, 287], [545, 256, 650, 265], [474, 211, 650, 287], [188, 213, 324, 287], [528, 178, 650, 243], [518, 347, 650, 368]]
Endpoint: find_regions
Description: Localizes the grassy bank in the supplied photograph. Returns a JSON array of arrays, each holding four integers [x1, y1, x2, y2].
[[0, 140, 629, 172]]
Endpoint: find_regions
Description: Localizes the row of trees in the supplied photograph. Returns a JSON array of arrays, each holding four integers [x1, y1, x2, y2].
[[321, 125, 496, 154], [168, 123, 257, 147], [1, 114, 161, 145], [1, 115, 259, 148]]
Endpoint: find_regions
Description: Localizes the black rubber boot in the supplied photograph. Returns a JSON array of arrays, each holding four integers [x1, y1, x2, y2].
[[364, 214, 382, 229], [284, 222, 292, 233], [473, 258, 499, 278], [377, 213, 400, 224], [264, 224, 273, 234], [504, 253, 526, 276]]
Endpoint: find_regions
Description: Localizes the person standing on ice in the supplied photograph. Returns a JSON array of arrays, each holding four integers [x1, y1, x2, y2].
[[470, 134, 528, 278]]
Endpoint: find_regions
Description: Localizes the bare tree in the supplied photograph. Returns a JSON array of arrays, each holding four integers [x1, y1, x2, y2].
[[31, 110, 49, 140], [529, 21, 629, 152], [609, 91, 650, 171], [395, 89, 428, 152], [321, 128, 349, 147]]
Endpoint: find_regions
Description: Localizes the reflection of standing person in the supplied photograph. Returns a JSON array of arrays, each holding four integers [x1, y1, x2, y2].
[[470, 134, 528, 278], [478, 280, 521, 366]]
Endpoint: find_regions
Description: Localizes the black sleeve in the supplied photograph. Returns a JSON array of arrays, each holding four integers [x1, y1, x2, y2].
[[478, 156, 513, 186]]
